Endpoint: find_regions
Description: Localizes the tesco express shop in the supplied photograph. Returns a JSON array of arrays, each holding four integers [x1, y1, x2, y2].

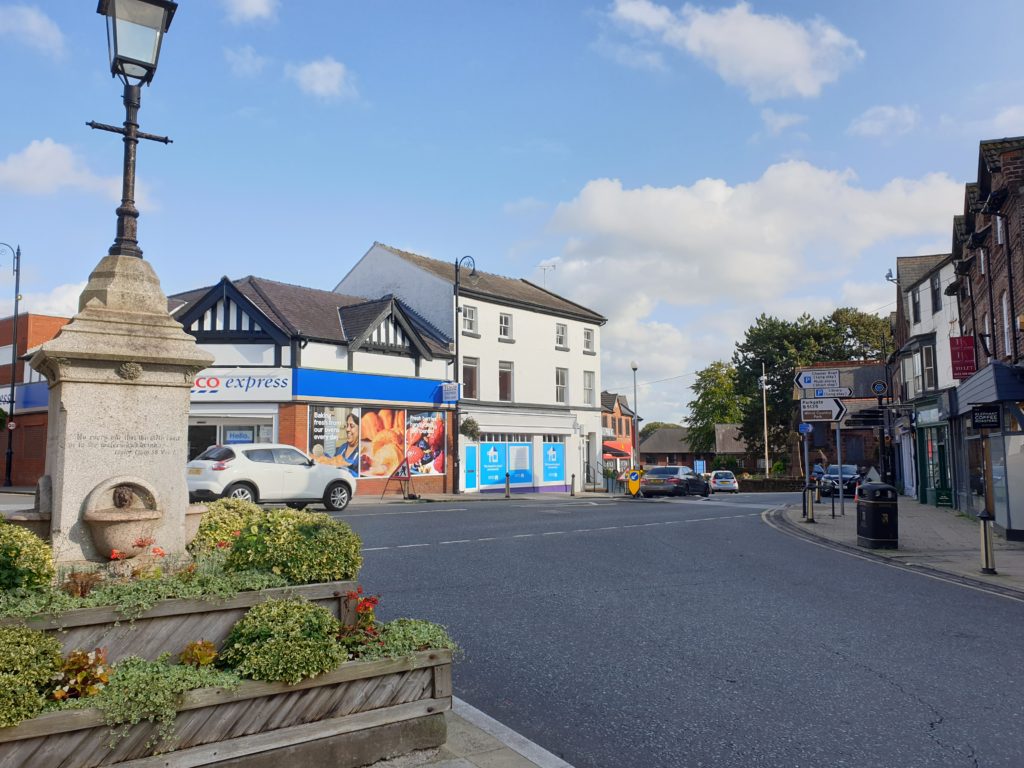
[[187, 366, 457, 495]]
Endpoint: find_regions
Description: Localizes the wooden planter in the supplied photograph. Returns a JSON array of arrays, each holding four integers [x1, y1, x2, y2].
[[0, 581, 357, 663], [0, 650, 452, 768]]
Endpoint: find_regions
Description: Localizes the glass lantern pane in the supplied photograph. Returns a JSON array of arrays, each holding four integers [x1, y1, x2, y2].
[[114, 17, 160, 66]]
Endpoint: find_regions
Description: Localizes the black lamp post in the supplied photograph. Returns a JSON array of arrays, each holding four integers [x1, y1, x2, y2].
[[91, 0, 177, 259], [630, 361, 638, 468], [453, 255, 476, 494], [0, 242, 21, 487]]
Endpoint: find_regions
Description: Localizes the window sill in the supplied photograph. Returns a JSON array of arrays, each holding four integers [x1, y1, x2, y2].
[[498, 337, 516, 344], [461, 330, 481, 339], [555, 345, 570, 352], [583, 349, 596, 356]]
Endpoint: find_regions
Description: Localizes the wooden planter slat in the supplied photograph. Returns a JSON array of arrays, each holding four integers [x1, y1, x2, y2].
[[0, 581, 357, 664], [0, 651, 451, 768]]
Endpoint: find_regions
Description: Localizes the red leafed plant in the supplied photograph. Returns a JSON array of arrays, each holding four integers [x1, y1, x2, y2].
[[50, 648, 110, 701], [179, 640, 218, 668], [339, 586, 381, 656], [62, 570, 105, 598]]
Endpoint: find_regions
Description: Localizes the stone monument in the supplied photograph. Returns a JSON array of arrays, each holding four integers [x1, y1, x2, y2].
[[28, 254, 213, 563]]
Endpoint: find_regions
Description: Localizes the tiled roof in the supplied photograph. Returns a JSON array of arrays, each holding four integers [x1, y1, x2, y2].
[[169, 276, 450, 356], [639, 427, 690, 453], [600, 391, 634, 416], [375, 242, 606, 324], [895, 254, 949, 291], [980, 136, 1024, 172], [714, 424, 746, 454]]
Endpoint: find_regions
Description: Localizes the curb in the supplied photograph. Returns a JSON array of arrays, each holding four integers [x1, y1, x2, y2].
[[453, 698, 576, 768], [766, 506, 1024, 602]]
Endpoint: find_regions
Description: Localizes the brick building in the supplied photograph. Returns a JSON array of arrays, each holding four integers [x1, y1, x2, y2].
[[949, 136, 1024, 539], [0, 313, 71, 486], [600, 391, 637, 470]]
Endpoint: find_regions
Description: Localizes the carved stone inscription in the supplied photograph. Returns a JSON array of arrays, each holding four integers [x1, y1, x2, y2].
[[67, 430, 182, 459]]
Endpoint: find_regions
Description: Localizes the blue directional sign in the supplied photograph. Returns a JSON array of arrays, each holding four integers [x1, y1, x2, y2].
[[798, 423, 813, 434]]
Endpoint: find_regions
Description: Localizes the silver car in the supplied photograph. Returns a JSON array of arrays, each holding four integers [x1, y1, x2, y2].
[[187, 443, 356, 511]]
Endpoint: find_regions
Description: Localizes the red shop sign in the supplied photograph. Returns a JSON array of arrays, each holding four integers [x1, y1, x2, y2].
[[950, 336, 976, 380]]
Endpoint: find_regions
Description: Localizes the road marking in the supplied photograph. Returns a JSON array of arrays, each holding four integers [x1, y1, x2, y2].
[[362, 512, 762, 553]]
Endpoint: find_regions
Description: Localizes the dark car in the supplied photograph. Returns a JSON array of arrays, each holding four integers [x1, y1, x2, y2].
[[819, 464, 860, 496], [639, 465, 710, 497]]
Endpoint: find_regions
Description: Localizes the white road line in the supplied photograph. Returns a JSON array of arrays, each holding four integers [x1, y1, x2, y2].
[[362, 511, 763, 553]]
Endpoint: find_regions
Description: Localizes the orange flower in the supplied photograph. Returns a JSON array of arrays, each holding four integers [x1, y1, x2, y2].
[[110, 549, 126, 561], [151, 546, 166, 557], [216, 540, 230, 549]]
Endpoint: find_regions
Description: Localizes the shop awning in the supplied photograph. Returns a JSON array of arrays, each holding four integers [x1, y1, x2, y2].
[[602, 439, 632, 460], [955, 361, 1024, 418]]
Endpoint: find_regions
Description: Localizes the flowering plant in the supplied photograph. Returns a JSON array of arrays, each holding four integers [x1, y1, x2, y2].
[[338, 585, 382, 656]]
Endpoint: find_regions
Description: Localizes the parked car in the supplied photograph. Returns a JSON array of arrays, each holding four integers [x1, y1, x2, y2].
[[819, 464, 860, 497], [187, 443, 357, 511], [709, 470, 740, 493], [639, 465, 710, 497]]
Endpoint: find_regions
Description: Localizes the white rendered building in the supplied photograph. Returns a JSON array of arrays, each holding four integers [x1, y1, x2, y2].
[[336, 243, 607, 493]]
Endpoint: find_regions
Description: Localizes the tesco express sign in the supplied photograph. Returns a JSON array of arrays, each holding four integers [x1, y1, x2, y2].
[[190, 368, 293, 402]]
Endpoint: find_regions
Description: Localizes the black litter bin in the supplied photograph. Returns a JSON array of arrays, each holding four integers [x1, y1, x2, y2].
[[857, 482, 898, 549]]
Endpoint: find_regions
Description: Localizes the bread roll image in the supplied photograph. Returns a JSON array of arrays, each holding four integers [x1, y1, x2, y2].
[[362, 411, 383, 440], [379, 409, 394, 430], [372, 429, 399, 454], [392, 410, 405, 433], [371, 442, 402, 476]]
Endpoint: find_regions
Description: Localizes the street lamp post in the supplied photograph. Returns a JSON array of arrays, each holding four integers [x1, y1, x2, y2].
[[452, 255, 476, 494], [0, 243, 21, 487], [630, 361, 638, 468], [91, 0, 177, 259], [761, 362, 770, 477]]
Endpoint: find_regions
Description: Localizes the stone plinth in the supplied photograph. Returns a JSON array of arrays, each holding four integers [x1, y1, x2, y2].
[[29, 255, 213, 563]]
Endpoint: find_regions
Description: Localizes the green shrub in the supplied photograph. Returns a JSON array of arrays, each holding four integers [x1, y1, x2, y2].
[[188, 498, 264, 554], [218, 598, 344, 684], [0, 625, 63, 727], [0, 524, 55, 590], [226, 509, 362, 584], [92, 655, 239, 748], [354, 619, 458, 661], [0, 673, 45, 727]]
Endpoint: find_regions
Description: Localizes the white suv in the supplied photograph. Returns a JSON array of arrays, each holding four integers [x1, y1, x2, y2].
[[187, 443, 356, 511]]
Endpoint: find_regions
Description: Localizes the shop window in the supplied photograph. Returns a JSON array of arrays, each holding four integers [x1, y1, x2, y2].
[[498, 361, 514, 402], [463, 357, 479, 399]]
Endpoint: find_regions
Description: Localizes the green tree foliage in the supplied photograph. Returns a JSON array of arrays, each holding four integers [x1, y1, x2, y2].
[[685, 362, 743, 454], [823, 307, 892, 360], [639, 421, 677, 441]]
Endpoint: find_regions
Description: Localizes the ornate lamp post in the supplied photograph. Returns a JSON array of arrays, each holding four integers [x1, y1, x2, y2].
[[91, 0, 177, 259], [0, 242, 21, 487], [453, 255, 476, 494], [630, 361, 638, 468]]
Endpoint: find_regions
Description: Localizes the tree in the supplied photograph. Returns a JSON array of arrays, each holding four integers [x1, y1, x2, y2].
[[822, 308, 892, 361], [685, 361, 743, 454], [640, 421, 678, 441]]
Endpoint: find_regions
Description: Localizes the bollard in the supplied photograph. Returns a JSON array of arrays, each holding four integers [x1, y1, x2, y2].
[[815, 477, 821, 503], [806, 487, 816, 523], [978, 508, 998, 575], [504, 472, 510, 499], [802, 486, 808, 519], [571, 473, 576, 496], [831, 488, 835, 519]]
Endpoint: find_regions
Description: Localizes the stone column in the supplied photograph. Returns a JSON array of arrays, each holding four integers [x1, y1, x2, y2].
[[30, 254, 213, 564]]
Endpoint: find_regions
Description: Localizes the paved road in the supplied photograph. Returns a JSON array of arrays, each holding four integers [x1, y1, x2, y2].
[[336, 492, 1024, 768]]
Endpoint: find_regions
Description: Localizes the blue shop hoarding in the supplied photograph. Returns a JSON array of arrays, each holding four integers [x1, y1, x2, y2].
[[507, 443, 533, 485], [542, 443, 565, 482], [480, 443, 507, 486], [294, 368, 446, 405]]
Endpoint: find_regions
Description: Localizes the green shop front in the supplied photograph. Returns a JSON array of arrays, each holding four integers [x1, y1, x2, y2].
[[914, 392, 955, 507], [953, 362, 1024, 540]]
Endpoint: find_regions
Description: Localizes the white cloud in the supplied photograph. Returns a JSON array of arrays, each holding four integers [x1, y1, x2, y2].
[[592, 37, 666, 72], [503, 197, 546, 215], [545, 161, 961, 421], [222, 0, 277, 24], [761, 108, 807, 136], [0, 282, 86, 317], [848, 105, 919, 137], [0, 5, 64, 57], [225, 45, 268, 77], [286, 57, 357, 101], [609, 1, 863, 101], [0, 139, 120, 200]]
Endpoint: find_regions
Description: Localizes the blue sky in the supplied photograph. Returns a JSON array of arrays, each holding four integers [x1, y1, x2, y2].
[[2, 1, 1023, 423]]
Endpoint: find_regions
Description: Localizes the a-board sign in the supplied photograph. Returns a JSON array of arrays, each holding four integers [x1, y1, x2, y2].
[[800, 398, 848, 422], [795, 369, 840, 390], [971, 405, 1001, 430]]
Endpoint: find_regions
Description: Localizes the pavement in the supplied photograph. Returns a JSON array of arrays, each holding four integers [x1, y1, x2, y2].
[[5, 485, 1023, 767]]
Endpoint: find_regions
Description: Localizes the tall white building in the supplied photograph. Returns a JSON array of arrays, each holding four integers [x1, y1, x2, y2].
[[336, 243, 607, 493]]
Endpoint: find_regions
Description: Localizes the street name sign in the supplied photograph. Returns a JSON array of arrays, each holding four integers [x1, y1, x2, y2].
[[795, 369, 840, 390], [809, 386, 852, 398], [800, 397, 848, 422]]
